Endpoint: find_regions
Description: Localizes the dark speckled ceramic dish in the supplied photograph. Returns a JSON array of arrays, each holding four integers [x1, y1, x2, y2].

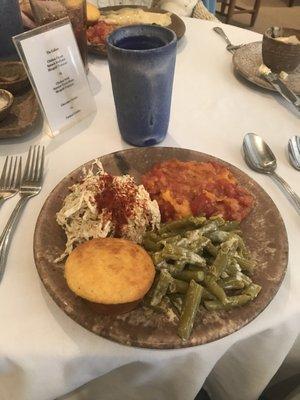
[[233, 42, 300, 94], [33, 147, 288, 349], [88, 6, 186, 57]]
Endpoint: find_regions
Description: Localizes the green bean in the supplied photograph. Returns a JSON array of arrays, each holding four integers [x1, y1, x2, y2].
[[204, 274, 228, 305], [159, 216, 207, 234], [155, 260, 173, 271], [198, 219, 224, 235], [178, 280, 203, 341], [204, 294, 251, 311], [150, 270, 172, 306], [204, 300, 224, 311], [218, 277, 245, 290], [210, 251, 230, 278], [151, 252, 164, 265], [228, 294, 252, 307], [225, 259, 242, 276], [234, 255, 256, 271], [184, 230, 202, 241], [167, 265, 187, 275], [168, 260, 187, 274], [172, 270, 205, 283], [207, 231, 230, 243], [158, 234, 182, 245], [168, 278, 189, 294], [143, 231, 161, 242], [192, 238, 211, 253], [221, 221, 240, 231], [178, 236, 210, 253], [220, 271, 229, 279], [205, 242, 219, 257], [238, 272, 253, 287], [209, 216, 226, 224], [220, 235, 240, 255], [186, 264, 203, 271], [169, 294, 184, 315], [202, 287, 217, 300], [152, 296, 172, 313], [161, 244, 207, 266], [143, 238, 163, 252], [243, 283, 261, 299]]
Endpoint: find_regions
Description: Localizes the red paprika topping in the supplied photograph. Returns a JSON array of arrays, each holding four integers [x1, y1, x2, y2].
[[95, 173, 138, 236]]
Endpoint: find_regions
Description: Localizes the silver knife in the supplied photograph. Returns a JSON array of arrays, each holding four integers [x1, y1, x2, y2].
[[263, 72, 300, 112]]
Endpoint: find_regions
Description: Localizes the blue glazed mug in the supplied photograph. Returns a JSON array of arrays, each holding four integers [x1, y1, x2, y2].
[[107, 24, 177, 147]]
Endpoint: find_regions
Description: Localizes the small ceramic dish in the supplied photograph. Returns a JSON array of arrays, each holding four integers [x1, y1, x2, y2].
[[0, 89, 14, 122], [262, 27, 300, 73], [0, 61, 29, 94]]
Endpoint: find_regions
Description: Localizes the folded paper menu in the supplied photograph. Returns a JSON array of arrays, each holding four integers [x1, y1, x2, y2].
[[13, 18, 96, 136]]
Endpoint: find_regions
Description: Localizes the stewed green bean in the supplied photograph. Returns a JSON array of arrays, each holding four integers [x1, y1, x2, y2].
[[168, 278, 189, 294], [173, 270, 205, 283], [159, 216, 207, 234], [219, 276, 245, 290], [178, 280, 203, 341], [150, 270, 172, 306], [204, 274, 228, 305], [204, 294, 251, 311]]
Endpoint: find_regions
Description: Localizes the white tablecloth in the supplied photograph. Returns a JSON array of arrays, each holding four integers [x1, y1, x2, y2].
[[0, 19, 299, 400]]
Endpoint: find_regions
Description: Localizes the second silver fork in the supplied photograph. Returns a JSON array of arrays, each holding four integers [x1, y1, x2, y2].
[[0, 156, 22, 206], [0, 145, 45, 282]]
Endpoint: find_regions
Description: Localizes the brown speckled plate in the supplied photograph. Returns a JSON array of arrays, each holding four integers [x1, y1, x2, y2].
[[33, 147, 288, 349], [233, 42, 300, 94], [88, 6, 186, 57], [0, 88, 41, 139]]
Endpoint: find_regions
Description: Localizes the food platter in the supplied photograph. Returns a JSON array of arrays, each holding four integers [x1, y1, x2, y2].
[[33, 147, 288, 349], [87, 6, 186, 57], [233, 42, 300, 94]]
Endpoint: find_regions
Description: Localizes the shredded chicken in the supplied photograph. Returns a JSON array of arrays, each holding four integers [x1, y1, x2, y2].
[[55, 160, 160, 261]]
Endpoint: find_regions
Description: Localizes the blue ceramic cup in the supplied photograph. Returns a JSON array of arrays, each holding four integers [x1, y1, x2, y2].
[[107, 24, 177, 147]]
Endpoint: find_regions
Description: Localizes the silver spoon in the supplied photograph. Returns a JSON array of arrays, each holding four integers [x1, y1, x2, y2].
[[288, 136, 300, 171], [243, 133, 300, 214], [213, 27, 243, 53]]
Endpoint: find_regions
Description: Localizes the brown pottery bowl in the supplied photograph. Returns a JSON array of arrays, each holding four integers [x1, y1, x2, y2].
[[0, 61, 29, 94], [0, 89, 14, 122], [262, 27, 300, 73]]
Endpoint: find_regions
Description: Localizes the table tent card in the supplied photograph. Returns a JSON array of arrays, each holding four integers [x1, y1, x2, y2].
[[13, 18, 96, 136]]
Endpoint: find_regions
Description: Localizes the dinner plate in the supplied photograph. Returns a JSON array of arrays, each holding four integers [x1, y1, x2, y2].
[[87, 6, 186, 57], [233, 42, 300, 95], [34, 147, 288, 349]]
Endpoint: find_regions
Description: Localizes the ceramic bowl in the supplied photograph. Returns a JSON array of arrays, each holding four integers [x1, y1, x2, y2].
[[0, 61, 29, 94], [0, 89, 14, 122], [262, 27, 300, 73]]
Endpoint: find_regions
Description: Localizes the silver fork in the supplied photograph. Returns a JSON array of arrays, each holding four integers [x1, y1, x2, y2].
[[0, 156, 22, 206], [213, 27, 244, 53], [0, 145, 45, 282]]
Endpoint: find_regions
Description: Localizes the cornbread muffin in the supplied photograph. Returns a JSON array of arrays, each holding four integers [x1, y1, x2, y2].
[[65, 238, 155, 314]]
